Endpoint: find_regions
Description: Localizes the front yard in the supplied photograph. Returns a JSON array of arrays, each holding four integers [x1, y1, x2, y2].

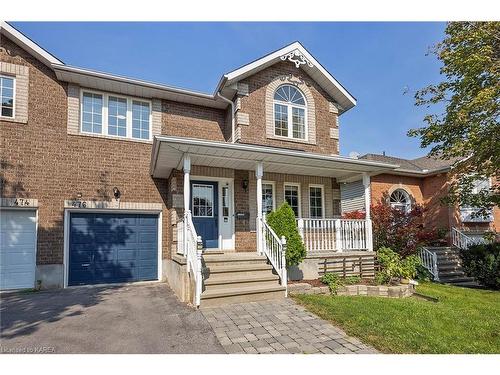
[[293, 282, 500, 354]]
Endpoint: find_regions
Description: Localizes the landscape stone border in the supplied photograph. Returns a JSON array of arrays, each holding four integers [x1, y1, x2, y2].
[[289, 283, 415, 298]]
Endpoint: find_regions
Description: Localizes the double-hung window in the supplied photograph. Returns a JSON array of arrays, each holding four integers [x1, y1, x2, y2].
[[284, 184, 300, 217], [273, 84, 307, 140], [262, 182, 275, 215], [309, 185, 324, 218], [0, 76, 15, 118], [80, 90, 151, 141]]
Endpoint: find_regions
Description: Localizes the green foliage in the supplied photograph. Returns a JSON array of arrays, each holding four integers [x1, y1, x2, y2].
[[376, 247, 421, 284], [371, 202, 438, 256], [409, 22, 500, 214], [344, 275, 362, 285], [320, 274, 363, 294], [266, 202, 306, 267], [320, 273, 341, 295], [460, 243, 500, 289], [416, 265, 433, 282]]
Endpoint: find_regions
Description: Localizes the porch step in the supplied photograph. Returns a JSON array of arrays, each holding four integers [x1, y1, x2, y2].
[[202, 253, 267, 267], [200, 252, 284, 307], [200, 284, 286, 308], [427, 246, 478, 286], [203, 263, 273, 276]]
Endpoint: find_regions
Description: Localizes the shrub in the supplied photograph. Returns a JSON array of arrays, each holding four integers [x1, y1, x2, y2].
[[343, 275, 362, 285], [460, 243, 500, 289], [320, 273, 341, 294], [371, 202, 438, 256], [376, 247, 421, 284], [266, 202, 306, 267]]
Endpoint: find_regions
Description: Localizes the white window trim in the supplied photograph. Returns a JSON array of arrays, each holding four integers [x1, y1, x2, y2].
[[262, 181, 276, 214], [284, 182, 301, 218], [79, 89, 152, 141], [309, 184, 325, 218], [460, 177, 493, 222], [389, 188, 412, 214], [273, 85, 308, 141], [0, 74, 16, 120]]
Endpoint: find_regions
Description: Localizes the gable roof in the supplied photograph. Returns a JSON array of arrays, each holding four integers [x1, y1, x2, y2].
[[0, 21, 63, 67], [215, 41, 357, 114], [360, 153, 460, 176]]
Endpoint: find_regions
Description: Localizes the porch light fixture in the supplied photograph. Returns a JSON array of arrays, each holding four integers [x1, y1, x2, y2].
[[242, 179, 249, 192], [113, 187, 121, 199]]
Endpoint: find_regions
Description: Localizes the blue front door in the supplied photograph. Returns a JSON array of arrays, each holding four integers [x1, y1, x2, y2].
[[191, 181, 218, 248], [68, 213, 158, 286]]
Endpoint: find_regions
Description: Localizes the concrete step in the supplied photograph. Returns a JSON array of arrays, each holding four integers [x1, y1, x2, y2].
[[438, 270, 468, 277], [200, 284, 286, 308], [203, 263, 274, 278], [438, 264, 464, 272], [202, 253, 267, 267], [439, 275, 476, 284], [204, 274, 280, 289]]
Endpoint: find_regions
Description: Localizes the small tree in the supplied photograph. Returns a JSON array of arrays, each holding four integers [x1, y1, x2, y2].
[[266, 202, 306, 266], [371, 203, 437, 256]]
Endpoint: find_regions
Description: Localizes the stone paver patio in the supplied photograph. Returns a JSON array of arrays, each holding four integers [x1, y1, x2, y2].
[[201, 299, 378, 354]]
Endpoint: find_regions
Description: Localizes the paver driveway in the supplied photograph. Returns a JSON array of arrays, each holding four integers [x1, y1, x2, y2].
[[202, 299, 378, 354], [0, 283, 223, 354]]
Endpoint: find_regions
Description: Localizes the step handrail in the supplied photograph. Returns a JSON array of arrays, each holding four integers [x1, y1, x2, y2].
[[418, 247, 439, 281], [451, 227, 486, 250], [258, 216, 287, 296], [182, 210, 203, 307]]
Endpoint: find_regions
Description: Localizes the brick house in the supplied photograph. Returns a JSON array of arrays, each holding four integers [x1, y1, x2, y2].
[[1, 23, 497, 305], [340, 153, 499, 238]]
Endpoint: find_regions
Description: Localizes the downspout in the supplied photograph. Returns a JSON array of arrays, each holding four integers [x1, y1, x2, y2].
[[217, 92, 236, 143]]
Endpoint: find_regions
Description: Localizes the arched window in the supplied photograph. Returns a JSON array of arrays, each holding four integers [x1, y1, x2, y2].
[[273, 84, 307, 140], [390, 189, 412, 213]]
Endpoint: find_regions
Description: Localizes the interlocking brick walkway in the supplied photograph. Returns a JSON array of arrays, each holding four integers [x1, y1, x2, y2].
[[201, 299, 378, 354]]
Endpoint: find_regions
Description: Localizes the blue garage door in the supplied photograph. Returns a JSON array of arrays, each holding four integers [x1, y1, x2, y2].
[[69, 213, 158, 286]]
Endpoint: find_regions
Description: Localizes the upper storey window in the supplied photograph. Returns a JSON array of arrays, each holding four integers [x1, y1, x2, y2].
[[0, 76, 15, 118], [273, 85, 307, 140], [80, 89, 151, 141]]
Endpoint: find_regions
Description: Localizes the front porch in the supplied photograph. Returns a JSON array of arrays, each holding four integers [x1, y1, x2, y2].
[[151, 136, 397, 306]]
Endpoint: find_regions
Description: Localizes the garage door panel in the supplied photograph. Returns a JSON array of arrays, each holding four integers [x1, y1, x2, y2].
[[69, 213, 158, 286], [1, 248, 35, 265], [0, 210, 37, 290]]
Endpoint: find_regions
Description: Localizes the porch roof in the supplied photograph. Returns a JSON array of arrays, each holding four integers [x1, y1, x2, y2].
[[150, 136, 399, 182]]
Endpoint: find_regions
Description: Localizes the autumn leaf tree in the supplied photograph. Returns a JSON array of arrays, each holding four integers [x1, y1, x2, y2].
[[409, 22, 500, 217]]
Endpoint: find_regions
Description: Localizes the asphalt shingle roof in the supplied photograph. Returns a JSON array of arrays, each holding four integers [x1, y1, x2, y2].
[[360, 153, 459, 173]]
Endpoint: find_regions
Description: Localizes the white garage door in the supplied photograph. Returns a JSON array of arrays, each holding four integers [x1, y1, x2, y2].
[[0, 209, 37, 290]]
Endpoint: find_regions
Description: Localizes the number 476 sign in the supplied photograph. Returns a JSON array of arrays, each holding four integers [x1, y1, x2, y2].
[[14, 198, 31, 206]]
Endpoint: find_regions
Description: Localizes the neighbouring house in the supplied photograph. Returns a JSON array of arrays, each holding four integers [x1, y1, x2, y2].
[[1, 23, 497, 305], [340, 153, 499, 239]]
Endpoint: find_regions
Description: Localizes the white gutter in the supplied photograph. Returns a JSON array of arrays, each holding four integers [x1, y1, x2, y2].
[[216, 93, 235, 143]]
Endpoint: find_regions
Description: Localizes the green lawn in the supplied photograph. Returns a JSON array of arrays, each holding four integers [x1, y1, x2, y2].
[[293, 283, 500, 354]]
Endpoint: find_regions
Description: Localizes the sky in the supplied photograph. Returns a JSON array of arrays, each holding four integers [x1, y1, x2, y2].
[[13, 22, 446, 159]]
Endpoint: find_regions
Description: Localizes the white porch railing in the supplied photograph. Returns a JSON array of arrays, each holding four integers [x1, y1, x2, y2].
[[418, 247, 439, 281], [258, 217, 287, 295], [178, 210, 203, 307], [297, 218, 373, 253], [451, 227, 486, 250]]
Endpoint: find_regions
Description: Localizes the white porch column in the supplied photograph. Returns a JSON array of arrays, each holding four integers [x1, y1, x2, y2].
[[183, 154, 191, 213], [256, 162, 264, 254], [183, 155, 191, 256], [362, 172, 373, 251]]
